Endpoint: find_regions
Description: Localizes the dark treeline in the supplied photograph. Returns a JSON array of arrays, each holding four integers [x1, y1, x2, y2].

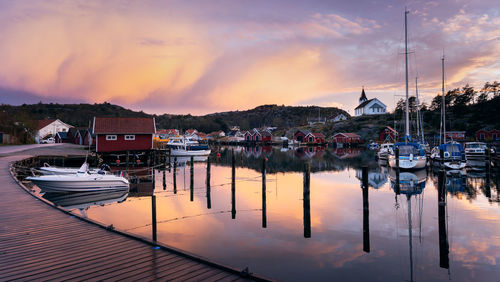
[[393, 81, 500, 138]]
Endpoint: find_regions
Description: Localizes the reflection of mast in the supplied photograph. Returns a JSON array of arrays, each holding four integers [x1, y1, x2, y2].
[[303, 162, 311, 238], [362, 167, 370, 253], [407, 195, 414, 282]]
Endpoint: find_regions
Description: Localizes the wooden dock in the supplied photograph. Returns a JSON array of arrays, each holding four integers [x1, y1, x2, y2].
[[0, 152, 268, 281]]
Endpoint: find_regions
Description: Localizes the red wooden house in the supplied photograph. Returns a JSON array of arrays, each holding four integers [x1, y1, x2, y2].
[[93, 117, 156, 152], [332, 133, 361, 144], [294, 130, 311, 142], [244, 128, 272, 142], [476, 129, 500, 141], [379, 126, 398, 142], [304, 132, 325, 143]]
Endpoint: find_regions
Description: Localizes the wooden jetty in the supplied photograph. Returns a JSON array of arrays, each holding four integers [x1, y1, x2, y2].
[[0, 151, 269, 281]]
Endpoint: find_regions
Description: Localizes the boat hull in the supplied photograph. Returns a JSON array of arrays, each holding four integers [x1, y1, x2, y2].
[[27, 175, 129, 193], [388, 155, 426, 170], [169, 149, 211, 157]]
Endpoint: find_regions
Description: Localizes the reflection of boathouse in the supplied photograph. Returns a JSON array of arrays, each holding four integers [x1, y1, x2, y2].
[[243, 146, 272, 158], [332, 147, 361, 159], [355, 169, 388, 189], [294, 146, 325, 160]]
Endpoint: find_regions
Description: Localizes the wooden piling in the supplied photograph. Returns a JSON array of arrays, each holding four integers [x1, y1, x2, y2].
[[362, 166, 370, 253], [437, 169, 449, 269], [303, 162, 311, 238], [162, 169, 166, 190], [190, 156, 194, 202], [395, 147, 400, 169], [262, 158, 267, 228], [440, 148, 444, 167], [206, 157, 211, 209], [151, 195, 157, 242], [173, 157, 177, 194], [231, 149, 236, 219]]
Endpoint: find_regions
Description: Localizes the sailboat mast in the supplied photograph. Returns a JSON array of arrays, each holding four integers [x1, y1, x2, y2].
[[442, 55, 446, 144], [404, 9, 410, 142]]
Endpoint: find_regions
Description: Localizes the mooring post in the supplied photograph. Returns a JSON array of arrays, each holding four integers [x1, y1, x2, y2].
[[437, 169, 449, 269], [395, 147, 400, 169], [152, 195, 157, 242], [162, 169, 166, 190], [440, 148, 444, 167], [190, 156, 194, 202], [303, 162, 311, 238], [231, 149, 236, 219], [262, 157, 267, 228], [362, 166, 370, 253], [206, 157, 211, 209], [173, 157, 177, 194]]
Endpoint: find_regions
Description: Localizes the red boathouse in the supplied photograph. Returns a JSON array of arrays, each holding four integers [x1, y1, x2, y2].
[[93, 117, 156, 152]]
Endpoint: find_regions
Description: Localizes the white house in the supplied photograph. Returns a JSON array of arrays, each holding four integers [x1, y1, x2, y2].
[[36, 119, 73, 143], [328, 113, 347, 122], [354, 88, 386, 116]]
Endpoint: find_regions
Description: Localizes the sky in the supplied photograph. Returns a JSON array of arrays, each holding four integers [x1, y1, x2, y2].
[[0, 0, 499, 115]]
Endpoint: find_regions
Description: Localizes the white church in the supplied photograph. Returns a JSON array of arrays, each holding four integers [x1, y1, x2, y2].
[[354, 88, 386, 116]]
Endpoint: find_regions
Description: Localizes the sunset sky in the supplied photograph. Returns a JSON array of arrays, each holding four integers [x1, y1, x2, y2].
[[0, 0, 498, 115]]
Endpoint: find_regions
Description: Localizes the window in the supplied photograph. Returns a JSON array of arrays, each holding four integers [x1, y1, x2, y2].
[[480, 133, 485, 140], [124, 135, 135, 141], [493, 133, 498, 140], [106, 135, 117, 141]]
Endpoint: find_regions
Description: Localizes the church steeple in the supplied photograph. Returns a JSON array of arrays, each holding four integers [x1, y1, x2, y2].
[[359, 87, 367, 104]]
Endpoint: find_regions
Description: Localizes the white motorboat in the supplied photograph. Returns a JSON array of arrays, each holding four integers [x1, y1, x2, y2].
[[39, 162, 103, 175], [464, 142, 488, 160], [166, 136, 211, 157], [27, 163, 129, 192], [377, 143, 393, 160]]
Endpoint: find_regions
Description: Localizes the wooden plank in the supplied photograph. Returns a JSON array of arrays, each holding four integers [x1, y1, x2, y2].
[[182, 268, 225, 282]]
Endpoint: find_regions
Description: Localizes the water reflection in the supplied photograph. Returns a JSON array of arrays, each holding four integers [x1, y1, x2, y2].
[[33, 147, 500, 281], [43, 190, 128, 217]]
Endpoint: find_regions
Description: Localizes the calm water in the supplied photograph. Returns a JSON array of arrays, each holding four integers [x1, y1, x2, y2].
[[38, 147, 500, 281]]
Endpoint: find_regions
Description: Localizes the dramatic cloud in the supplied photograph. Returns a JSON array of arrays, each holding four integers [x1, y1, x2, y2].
[[0, 0, 498, 114]]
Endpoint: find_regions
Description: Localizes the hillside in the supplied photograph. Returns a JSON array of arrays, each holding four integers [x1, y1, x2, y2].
[[0, 102, 348, 139]]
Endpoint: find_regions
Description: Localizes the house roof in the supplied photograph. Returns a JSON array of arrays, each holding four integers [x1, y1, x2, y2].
[[355, 98, 374, 110], [93, 117, 156, 134], [333, 132, 361, 138], [295, 130, 311, 136], [309, 132, 325, 138], [383, 126, 397, 133], [186, 129, 197, 134], [37, 119, 56, 130]]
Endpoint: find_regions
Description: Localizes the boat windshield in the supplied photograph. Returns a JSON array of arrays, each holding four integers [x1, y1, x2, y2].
[[467, 143, 485, 149]]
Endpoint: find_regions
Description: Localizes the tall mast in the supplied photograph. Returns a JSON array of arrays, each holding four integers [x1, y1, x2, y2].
[[404, 9, 410, 142], [441, 54, 446, 144], [415, 77, 424, 143]]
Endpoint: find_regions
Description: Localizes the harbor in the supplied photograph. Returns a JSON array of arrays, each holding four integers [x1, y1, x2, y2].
[[5, 143, 500, 281]]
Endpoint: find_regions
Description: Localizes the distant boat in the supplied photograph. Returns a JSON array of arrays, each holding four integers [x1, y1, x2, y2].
[[464, 142, 488, 160], [166, 136, 211, 157], [27, 163, 129, 192], [377, 143, 393, 160]]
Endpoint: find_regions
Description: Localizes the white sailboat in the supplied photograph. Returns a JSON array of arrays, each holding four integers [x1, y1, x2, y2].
[[166, 136, 211, 157], [430, 55, 466, 170], [388, 9, 427, 170]]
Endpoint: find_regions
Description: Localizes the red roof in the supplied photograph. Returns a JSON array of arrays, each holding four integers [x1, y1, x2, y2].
[[37, 119, 56, 130], [310, 133, 325, 138], [93, 117, 156, 134], [333, 132, 360, 138]]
